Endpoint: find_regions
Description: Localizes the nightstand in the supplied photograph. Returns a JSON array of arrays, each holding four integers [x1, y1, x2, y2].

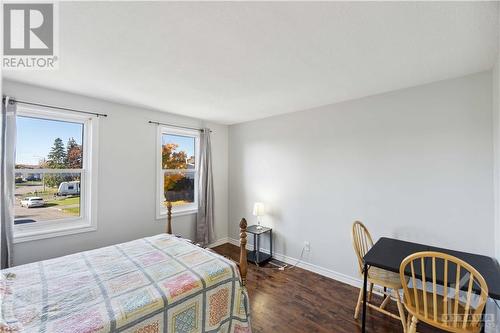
[[246, 225, 273, 265]]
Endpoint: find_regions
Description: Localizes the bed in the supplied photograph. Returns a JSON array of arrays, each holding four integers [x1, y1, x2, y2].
[[0, 213, 251, 333]]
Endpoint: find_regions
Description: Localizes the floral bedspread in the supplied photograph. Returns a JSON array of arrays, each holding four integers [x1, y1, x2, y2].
[[0, 234, 251, 333]]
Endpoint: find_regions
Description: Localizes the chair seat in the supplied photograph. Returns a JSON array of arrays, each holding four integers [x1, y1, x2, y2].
[[404, 289, 480, 332], [368, 267, 404, 289]]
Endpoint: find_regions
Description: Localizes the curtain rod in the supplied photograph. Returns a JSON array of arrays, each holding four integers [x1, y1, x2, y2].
[[148, 120, 212, 132], [3, 96, 108, 118]]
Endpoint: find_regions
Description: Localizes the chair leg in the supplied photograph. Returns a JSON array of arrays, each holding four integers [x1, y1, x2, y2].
[[393, 289, 407, 333], [408, 315, 418, 333], [354, 286, 364, 319], [380, 290, 391, 310], [368, 283, 374, 302]]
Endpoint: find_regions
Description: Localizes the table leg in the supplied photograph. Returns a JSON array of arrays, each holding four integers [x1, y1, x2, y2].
[[253, 234, 259, 267], [480, 305, 486, 333], [253, 234, 256, 252], [256, 235, 260, 263], [362, 263, 368, 333], [270, 230, 273, 259]]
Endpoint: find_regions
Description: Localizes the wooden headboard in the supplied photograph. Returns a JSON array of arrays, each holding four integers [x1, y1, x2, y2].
[[165, 202, 248, 287]]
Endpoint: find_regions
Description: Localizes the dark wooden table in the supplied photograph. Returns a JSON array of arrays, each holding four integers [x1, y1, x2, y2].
[[361, 237, 500, 333], [246, 225, 273, 265]]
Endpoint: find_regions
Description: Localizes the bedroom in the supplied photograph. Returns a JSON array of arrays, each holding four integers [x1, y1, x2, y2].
[[1, 1, 500, 333]]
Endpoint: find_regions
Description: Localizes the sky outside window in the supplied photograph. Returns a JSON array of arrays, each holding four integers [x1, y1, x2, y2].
[[162, 134, 195, 158], [16, 116, 83, 166]]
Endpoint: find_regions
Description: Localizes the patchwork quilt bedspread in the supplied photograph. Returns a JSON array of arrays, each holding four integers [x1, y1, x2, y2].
[[0, 234, 251, 333]]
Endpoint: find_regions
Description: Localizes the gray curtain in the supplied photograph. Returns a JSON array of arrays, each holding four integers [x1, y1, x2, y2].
[[196, 128, 215, 246], [1, 97, 16, 269]]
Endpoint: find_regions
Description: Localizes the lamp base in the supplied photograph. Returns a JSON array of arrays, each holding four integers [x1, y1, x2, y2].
[[256, 217, 263, 230]]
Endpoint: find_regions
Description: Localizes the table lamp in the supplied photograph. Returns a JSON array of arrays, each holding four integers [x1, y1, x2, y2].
[[253, 202, 265, 230]]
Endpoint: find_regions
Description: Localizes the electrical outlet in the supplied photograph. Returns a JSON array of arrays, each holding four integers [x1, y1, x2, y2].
[[304, 241, 310, 252]]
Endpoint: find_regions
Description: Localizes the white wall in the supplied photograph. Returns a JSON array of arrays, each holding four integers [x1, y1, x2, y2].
[[229, 72, 495, 280], [3, 80, 229, 265]]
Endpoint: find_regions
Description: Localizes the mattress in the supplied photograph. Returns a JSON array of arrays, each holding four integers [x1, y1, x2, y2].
[[0, 234, 251, 333]]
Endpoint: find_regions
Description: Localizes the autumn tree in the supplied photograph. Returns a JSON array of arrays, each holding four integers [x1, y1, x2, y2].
[[162, 143, 193, 202], [164, 173, 185, 191], [66, 137, 82, 169], [162, 143, 188, 169], [45, 138, 82, 188]]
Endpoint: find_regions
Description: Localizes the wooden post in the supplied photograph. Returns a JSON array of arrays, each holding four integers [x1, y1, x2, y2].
[[166, 201, 173, 234], [239, 218, 248, 287]]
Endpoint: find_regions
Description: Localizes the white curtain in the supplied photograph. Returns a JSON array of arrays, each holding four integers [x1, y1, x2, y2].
[[196, 128, 215, 246], [1, 97, 16, 269]]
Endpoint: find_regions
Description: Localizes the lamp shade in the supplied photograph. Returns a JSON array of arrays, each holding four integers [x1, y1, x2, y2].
[[252, 202, 265, 216]]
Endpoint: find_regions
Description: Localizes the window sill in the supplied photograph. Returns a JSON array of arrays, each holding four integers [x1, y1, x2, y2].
[[156, 208, 198, 220], [13, 222, 97, 243]]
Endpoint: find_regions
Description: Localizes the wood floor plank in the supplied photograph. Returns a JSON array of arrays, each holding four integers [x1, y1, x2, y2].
[[213, 243, 440, 333]]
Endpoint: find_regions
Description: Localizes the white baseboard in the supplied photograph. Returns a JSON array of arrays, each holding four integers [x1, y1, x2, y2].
[[228, 238, 362, 288], [208, 237, 230, 248]]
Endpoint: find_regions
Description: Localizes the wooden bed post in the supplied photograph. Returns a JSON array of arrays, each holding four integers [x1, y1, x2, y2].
[[166, 201, 173, 234], [239, 218, 248, 287]]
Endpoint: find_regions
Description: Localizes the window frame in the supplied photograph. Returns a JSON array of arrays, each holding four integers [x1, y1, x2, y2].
[[13, 104, 99, 243], [156, 125, 199, 219]]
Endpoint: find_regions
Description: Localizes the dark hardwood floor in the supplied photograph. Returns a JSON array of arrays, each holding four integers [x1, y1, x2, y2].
[[213, 243, 439, 333]]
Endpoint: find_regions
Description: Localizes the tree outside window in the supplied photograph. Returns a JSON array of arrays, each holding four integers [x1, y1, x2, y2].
[[158, 129, 198, 216]]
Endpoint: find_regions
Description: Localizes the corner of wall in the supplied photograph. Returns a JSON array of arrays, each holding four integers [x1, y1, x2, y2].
[[493, 54, 500, 261], [496, 4, 500, 261]]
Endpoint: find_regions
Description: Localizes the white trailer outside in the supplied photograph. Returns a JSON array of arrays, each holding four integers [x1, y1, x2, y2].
[[57, 181, 80, 196]]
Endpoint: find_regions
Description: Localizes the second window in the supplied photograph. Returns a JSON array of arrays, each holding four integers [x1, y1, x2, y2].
[[158, 126, 199, 217]]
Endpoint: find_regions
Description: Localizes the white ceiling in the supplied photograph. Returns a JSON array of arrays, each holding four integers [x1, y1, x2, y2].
[[4, 1, 499, 124]]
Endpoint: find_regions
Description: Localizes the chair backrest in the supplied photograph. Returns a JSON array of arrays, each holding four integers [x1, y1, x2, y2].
[[399, 251, 489, 333], [351, 221, 374, 275]]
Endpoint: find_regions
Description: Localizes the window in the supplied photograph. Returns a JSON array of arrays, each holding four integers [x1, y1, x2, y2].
[[14, 104, 98, 242], [157, 126, 199, 218]]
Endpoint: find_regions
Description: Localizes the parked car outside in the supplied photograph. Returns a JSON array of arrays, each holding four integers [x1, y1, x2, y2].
[[20, 197, 45, 208]]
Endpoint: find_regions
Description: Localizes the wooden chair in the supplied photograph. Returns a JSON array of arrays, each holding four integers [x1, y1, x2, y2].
[[399, 251, 489, 333], [351, 221, 407, 331]]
